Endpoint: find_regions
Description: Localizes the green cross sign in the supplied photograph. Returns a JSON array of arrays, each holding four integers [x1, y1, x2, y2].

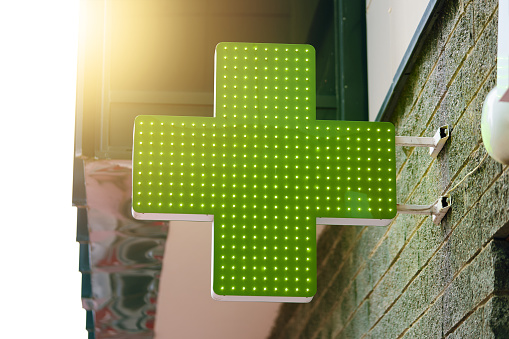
[[132, 42, 397, 302]]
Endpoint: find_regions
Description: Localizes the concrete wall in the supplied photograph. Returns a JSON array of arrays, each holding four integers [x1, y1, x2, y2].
[[366, 0, 430, 121], [269, 0, 509, 337]]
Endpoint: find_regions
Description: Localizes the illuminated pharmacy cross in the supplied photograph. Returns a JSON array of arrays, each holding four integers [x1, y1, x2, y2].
[[132, 42, 397, 302]]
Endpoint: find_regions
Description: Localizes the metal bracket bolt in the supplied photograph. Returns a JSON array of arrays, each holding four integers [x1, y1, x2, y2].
[[397, 195, 452, 225], [395, 125, 450, 158]]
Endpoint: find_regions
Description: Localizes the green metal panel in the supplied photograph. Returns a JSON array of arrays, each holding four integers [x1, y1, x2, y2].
[[132, 42, 396, 300]]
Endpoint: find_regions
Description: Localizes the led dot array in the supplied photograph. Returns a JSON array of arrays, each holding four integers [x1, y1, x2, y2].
[[132, 42, 397, 299], [218, 44, 314, 124]]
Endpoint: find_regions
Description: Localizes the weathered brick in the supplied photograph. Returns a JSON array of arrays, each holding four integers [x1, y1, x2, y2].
[[367, 237, 418, 328], [314, 226, 364, 305], [399, 233, 420, 284], [444, 148, 500, 230], [338, 285, 356, 334], [333, 254, 355, 297], [368, 237, 390, 288], [402, 72, 448, 140], [394, 140, 409, 173], [269, 1, 508, 338], [438, 151, 504, 273], [303, 252, 361, 339], [350, 228, 380, 270], [402, 262, 428, 318], [372, 280, 428, 338], [422, 247, 448, 304], [391, 0, 465, 127], [440, 123, 500, 214], [395, 146, 435, 203], [421, 295, 444, 338], [334, 300, 368, 339], [446, 6, 497, 123], [493, 241, 509, 292], [403, 296, 444, 339], [367, 272, 391, 328], [437, 3, 475, 88], [329, 299, 345, 337], [385, 246, 444, 336], [409, 159, 443, 204], [437, 0, 467, 46], [447, 209, 482, 273], [391, 284, 421, 333], [472, 0, 498, 41], [390, 40, 438, 128], [441, 69, 496, 172], [353, 266, 371, 307], [484, 295, 509, 338], [387, 215, 419, 258], [442, 263, 473, 333], [447, 305, 483, 339], [368, 305, 399, 339], [416, 217, 444, 266], [479, 170, 509, 242]]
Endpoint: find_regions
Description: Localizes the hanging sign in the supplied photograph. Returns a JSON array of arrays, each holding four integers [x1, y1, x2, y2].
[[132, 42, 396, 302]]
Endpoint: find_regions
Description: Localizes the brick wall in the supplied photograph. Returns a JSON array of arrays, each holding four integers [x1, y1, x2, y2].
[[269, 0, 509, 338]]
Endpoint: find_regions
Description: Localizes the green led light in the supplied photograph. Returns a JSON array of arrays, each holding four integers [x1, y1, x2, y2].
[[132, 42, 397, 302]]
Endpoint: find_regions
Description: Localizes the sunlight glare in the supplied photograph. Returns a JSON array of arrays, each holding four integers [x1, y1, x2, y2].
[[0, 0, 85, 338]]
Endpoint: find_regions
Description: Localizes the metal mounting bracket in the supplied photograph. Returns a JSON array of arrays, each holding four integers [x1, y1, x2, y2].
[[397, 195, 452, 225], [395, 125, 450, 158]]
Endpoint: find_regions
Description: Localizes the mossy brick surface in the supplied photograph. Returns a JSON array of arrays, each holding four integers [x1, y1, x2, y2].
[[493, 241, 509, 291], [333, 300, 368, 339], [395, 147, 435, 203], [446, 204, 484, 273], [368, 236, 390, 289], [432, 8, 496, 130], [480, 170, 509, 242], [473, 0, 499, 41], [403, 296, 444, 339], [446, 305, 483, 339], [314, 226, 363, 304], [366, 235, 421, 328], [390, 214, 423, 257], [390, 0, 464, 128], [268, 0, 508, 337], [483, 295, 509, 338], [415, 217, 444, 264], [440, 70, 496, 172], [442, 262, 473, 334]]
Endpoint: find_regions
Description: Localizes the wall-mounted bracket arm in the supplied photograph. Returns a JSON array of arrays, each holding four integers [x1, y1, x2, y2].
[[395, 125, 449, 158], [397, 195, 452, 225]]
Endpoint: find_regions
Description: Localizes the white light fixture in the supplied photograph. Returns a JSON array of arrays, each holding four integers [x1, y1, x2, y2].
[[481, 0, 509, 165]]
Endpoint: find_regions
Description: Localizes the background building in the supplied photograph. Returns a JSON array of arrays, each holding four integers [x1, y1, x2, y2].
[[73, 0, 509, 338]]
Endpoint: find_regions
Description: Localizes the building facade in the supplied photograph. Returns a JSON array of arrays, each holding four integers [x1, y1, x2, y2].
[[269, 1, 509, 338], [74, 0, 509, 337]]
